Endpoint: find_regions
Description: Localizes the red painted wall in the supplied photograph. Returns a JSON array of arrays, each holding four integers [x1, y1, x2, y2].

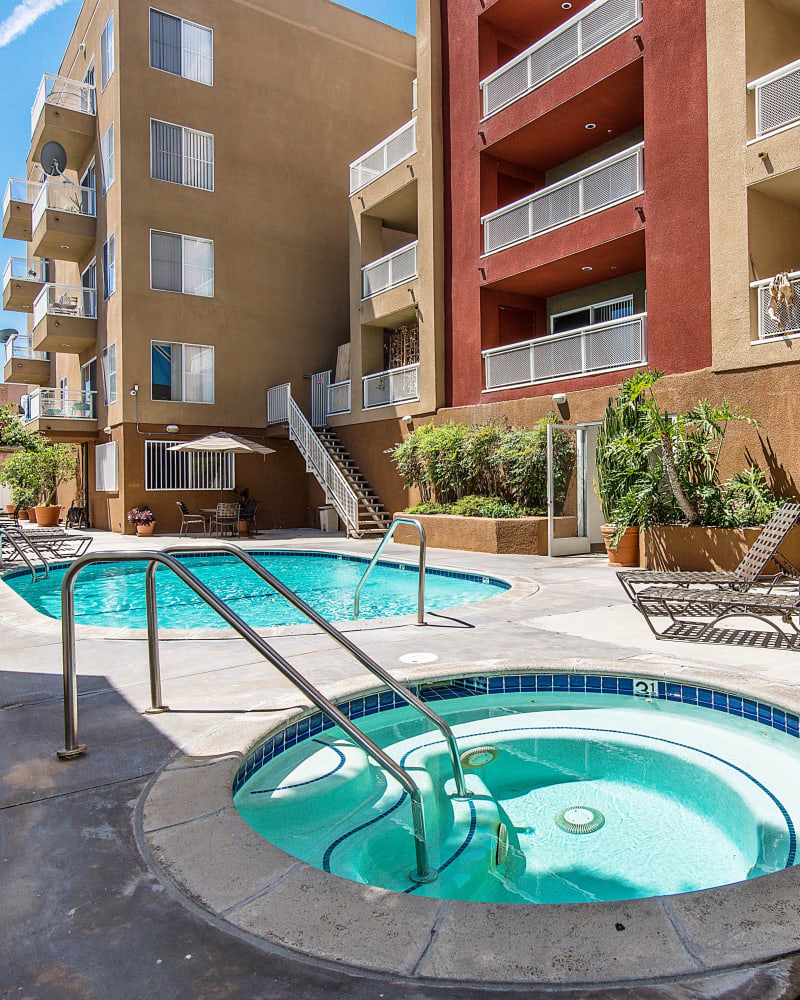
[[442, 0, 712, 409]]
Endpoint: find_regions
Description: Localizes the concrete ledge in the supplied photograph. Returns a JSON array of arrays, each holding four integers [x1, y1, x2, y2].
[[640, 524, 800, 573], [392, 513, 578, 554], [138, 657, 800, 989]]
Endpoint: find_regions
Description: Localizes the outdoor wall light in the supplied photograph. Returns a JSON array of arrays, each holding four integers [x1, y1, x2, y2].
[[401, 415, 413, 425], [103, 426, 111, 434], [552, 393, 567, 405], [129, 385, 138, 396], [166, 425, 180, 433]]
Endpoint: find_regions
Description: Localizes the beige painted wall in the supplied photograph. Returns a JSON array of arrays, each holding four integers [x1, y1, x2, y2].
[[546, 272, 647, 327]]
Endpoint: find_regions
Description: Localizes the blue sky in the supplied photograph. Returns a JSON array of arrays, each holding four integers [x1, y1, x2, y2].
[[0, 0, 416, 340]]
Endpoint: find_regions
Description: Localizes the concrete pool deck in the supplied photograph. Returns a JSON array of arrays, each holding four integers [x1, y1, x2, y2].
[[4, 528, 800, 999]]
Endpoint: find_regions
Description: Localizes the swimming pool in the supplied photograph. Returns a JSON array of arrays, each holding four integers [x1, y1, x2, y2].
[[233, 675, 800, 904], [2, 550, 509, 629]]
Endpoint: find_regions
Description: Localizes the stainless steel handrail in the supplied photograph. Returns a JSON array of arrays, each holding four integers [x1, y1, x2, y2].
[[0, 527, 50, 581], [156, 541, 469, 799], [56, 549, 437, 883], [355, 517, 426, 625]]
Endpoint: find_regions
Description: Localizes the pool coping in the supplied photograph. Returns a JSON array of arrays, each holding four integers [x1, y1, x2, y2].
[[0, 546, 532, 641], [137, 656, 800, 989]]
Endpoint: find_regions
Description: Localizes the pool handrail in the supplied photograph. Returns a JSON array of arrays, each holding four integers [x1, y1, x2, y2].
[[354, 517, 426, 625], [156, 541, 469, 799], [56, 548, 437, 884], [0, 527, 51, 582]]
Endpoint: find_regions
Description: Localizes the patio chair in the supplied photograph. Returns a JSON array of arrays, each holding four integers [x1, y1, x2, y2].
[[210, 502, 240, 538], [0, 501, 23, 529], [176, 501, 208, 537], [241, 498, 260, 534], [617, 503, 800, 603]]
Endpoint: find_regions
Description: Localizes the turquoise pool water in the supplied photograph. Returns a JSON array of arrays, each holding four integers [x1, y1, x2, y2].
[[234, 681, 800, 904], [2, 550, 508, 629]]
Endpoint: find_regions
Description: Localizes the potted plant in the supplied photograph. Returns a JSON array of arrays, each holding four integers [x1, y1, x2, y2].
[[0, 449, 41, 524], [128, 506, 156, 536], [32, 444, 78, 527]]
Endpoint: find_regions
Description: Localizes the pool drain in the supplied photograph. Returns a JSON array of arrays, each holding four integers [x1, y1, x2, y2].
[[460, 745, 499, 768], [555, 806, 605, 835]]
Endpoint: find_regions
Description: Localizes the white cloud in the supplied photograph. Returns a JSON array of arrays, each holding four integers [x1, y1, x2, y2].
[[0, 0, 71, 48]]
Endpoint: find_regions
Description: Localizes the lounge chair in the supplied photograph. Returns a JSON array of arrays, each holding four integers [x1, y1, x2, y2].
[[176, 501, 208, 537], [1, 526, 92, 561]]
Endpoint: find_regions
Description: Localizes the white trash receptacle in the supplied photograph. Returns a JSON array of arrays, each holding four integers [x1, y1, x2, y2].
[[318, 505, 338, 532]]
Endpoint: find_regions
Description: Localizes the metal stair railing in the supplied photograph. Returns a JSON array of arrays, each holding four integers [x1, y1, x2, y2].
[[355, 517, 426, 627], [267, 383, 361, 535], [55, 543, 472, 880], [0, 527, 51, 581]]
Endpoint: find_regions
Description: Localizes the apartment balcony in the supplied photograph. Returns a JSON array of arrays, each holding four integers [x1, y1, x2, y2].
[[2, 257, 49, 312], [751, 273, 800, 341], [31, 179, 96, 262], [2, 178, 42, 241], [350, 119, 417, 195], [482, 313, 647, 390], [482, 143, 644, 256], [327, 379, 351, 417], [480, 0, 642, 119], [30, 73, 96, 168], [362, 242, 418, 298], [31, 283, 97, 354], [3, 336, 50, 386], [362, 363, 419, 410], [24, 386, 96, 437], [749, 59, 800, 140]]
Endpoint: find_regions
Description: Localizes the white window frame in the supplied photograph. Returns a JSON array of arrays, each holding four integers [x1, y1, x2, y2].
[[101, 343, 117, 405], [103, 234, 116, 299], [149, 7, 214, 87], [150, 339, 215, 404], [149, 229, 214, 297], [101, 123, 114, 194], [150, 118, 214, 191], [95, 440, 119, 492], [145, 439, 234, 491], [550, 294, 635, 334], [100, 12, 115, 91], [60, 376, 68, 411]]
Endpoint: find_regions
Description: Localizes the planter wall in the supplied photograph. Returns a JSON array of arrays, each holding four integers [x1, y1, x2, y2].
[[640, 524, 800, 573], [391, 513, 578, 555]]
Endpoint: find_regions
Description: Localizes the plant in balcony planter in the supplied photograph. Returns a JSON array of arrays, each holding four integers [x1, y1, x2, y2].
[[127, 506, 156, 536]]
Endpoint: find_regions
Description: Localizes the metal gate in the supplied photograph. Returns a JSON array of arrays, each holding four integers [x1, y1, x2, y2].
[[311, 370, 330, 428]]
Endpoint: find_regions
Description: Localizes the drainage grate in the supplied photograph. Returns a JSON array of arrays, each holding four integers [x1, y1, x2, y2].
[[555, 806, 605, 835]]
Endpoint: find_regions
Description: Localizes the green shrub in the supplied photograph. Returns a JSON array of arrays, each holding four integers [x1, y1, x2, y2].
[[406, 500, 449, 515], [0, 403, 44, 452]]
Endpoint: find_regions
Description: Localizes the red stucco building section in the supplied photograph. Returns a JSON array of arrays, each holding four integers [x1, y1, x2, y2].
[[441, 0, 713, 409]]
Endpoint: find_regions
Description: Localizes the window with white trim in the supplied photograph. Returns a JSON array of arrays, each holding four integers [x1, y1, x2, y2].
[[150, 9, 213, 86], [150, 230, 213, 296], [151, 341, 214, 403], [102, 343, 117, 404], [550, 295, 634, 335], [101, 123, 114, 193], [145, 439, 234, 491], [100, 13, 114, 90], [151, 119, 213, 190], [96, 441, 119, 492], [103, 234, 116, 298]]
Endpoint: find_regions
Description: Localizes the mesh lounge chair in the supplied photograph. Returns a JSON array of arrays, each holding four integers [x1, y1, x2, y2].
[[176, 501, 208, 537], [2, 526, 92, 560]]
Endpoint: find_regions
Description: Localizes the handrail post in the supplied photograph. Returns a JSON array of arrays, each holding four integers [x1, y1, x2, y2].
[[144, 561, 168, 713], [354, 516, 427, 625], [56, 567, 86, 759]]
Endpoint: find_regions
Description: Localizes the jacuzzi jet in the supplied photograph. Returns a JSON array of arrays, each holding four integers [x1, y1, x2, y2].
[[555, 806, 605, 835], [460, 745, 499, 768]]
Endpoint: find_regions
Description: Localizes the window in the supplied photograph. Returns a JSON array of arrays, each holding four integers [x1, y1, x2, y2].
[[103, 235, 116, 299], [80, 160, 96, 216], [102, 343, 117, 404], [550, 295, 634, 335], [151, 120, 213, 190], [151, 341, 214, 403], [145, 439, 234, 491], [150, 230, 213, 296], [150, 9, 213, 86], [101, 124, 114, 193], [82, 257, 97, 315], [96, 441, 119, 492], [60, 376, 68, 411], [100, 13, 114, 90]]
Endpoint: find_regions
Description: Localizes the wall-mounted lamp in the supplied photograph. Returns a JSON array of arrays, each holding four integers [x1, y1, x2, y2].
[[401, 415, 413, 425], [103, 426, 111, 435], [166, 424, 180, 433], [552, 393, 567, 405]]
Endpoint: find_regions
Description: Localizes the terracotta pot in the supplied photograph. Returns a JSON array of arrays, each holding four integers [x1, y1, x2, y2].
[[601, 524, 640, 568], [26, 508, 37, 523], [34, 505, 62, 528], [238, 520, 249, 535], [5, 504, 15, 514], [136, 523, 156, 537], [18, 509, 29, 520]]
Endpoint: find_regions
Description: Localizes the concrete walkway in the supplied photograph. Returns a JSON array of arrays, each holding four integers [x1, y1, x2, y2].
[[2, 529, 800, 999]]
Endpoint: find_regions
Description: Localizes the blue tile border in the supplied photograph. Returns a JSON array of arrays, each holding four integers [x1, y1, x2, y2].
[[231, 671, 800, 794]]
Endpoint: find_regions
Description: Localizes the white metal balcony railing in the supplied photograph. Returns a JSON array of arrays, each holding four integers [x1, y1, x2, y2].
[[362, 241, 418, 299], [4, 336, 49, 364], [349, 119, 417, 195], [482, 143, 644, 255], [26, 387, 96, 422], [3, 178, 42, 215], [363, 363, 419, 410], [480, 0, 642, 118], [32, 179, 96, 230], [482, 313, 647, 390], [748, 59, 800, 138], [751, 273, 800, 340], [31, 73, 96, 134], [4, 257, 48, 286], [33, 283, 97, 327], [327, 379, 351, 416]]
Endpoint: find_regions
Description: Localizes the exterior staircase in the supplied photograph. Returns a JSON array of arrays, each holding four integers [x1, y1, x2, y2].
[[316, 428, 392, 535]]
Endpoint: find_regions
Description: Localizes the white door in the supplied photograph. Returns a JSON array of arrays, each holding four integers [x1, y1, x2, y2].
[[547, 423, 591, 556]]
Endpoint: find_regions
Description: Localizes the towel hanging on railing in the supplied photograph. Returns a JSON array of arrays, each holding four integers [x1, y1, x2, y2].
[[767, 272, 795, 330]]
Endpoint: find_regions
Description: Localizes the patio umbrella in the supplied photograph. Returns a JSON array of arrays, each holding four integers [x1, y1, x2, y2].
[[167, 431, 276, 502]]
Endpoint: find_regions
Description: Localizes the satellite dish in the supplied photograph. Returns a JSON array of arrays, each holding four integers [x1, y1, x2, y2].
[[40, 141, 67, 177]]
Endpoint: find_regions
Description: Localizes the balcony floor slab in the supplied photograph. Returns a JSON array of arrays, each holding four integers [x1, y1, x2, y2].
[[3, 357, 51, 386], [3, 277, 45, 313], [32, 313, 96, 355], [31, 209, 96, 263], [2, 200, 33, 242], [29, 104, 96, 172]]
